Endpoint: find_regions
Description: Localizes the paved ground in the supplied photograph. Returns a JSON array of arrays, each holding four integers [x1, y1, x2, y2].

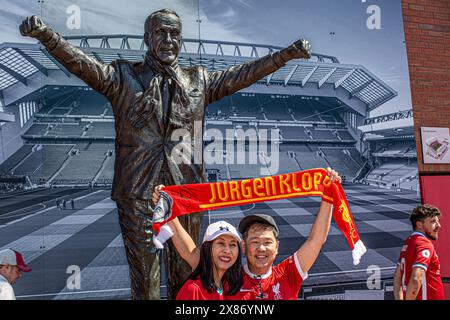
[[0, 184, 421, 299]]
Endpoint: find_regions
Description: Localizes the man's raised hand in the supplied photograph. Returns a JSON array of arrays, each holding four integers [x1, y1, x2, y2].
[[327, 167, 342, 183], [20, 15, 47, 38]]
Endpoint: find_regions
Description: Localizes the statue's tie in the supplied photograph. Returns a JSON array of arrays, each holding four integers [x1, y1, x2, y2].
[[161, 77, 171, 126]]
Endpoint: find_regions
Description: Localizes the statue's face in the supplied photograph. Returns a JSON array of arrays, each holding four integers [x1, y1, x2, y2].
[[147, 13, 182, 65]]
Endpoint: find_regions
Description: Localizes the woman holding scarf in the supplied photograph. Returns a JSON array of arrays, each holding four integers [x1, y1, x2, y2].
[[173, 219, 243, 300]]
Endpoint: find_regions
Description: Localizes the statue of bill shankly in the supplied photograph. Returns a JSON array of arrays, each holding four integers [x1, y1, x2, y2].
[[20, 9, 312, 299]]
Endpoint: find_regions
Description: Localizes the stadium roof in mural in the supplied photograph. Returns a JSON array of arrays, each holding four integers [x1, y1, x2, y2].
[[359, 109, 415, 138], [0, 36, 397, 112]]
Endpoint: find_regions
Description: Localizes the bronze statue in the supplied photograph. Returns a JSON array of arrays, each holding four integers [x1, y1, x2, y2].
[[20, 9, 311, 300]]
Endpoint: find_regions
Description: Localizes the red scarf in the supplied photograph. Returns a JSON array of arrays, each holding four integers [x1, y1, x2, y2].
[[153, 168, 366, 265]]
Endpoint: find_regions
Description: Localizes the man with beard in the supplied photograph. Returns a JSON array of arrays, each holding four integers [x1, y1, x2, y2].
[[394, 204, 445, 300], [19, 9, 311, 299]]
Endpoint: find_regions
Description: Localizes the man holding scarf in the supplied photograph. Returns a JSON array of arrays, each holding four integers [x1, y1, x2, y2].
[[20, 9, 312, 299]]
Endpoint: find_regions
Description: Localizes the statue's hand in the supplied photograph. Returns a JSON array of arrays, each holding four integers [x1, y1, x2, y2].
[[20, 15, 47, 38], [293, 39, 312, 59], [282, 38, 312, 60]]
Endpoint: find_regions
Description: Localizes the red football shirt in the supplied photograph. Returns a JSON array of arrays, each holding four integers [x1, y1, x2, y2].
[[398, 231, 444, 300], [227, 255, 307, 300], [176, 278, 226, 300]]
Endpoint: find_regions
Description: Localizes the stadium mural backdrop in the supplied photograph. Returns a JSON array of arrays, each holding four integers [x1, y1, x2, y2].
[[0, 0, 421, 299]]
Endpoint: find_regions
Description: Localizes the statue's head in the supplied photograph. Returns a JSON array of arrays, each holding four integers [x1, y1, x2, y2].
[[144, 9, 182, 66]]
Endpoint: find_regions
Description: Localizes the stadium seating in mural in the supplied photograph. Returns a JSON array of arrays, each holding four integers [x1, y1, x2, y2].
[[363, 140, 418, 190], [1, 89, 417, 188]]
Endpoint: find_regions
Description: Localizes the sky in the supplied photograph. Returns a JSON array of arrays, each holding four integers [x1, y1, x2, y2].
[[0, 0, 412, 117]]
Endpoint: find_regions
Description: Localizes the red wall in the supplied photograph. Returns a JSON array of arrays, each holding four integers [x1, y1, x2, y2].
[[420, 175, 450, 298], [420, 176, 450, 275]]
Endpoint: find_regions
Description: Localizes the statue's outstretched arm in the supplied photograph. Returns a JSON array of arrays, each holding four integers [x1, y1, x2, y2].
[[20, 16, 120, 99], [205, 39, 311, 105]]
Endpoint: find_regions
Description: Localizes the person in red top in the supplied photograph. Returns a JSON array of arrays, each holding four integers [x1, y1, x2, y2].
[[176, 221, 243, 300], [225, 214, 308, 300], [153, 167, 340, 300], [393, 204, 444, 300]]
